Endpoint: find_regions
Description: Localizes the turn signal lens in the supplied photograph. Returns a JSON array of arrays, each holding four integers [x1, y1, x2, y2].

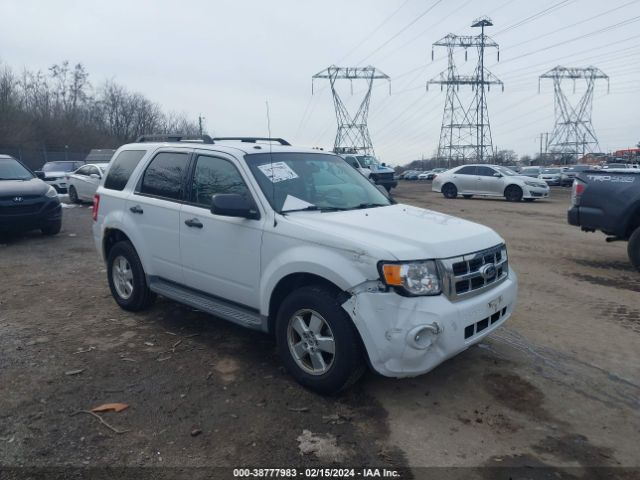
[[382, 264, 403, 286]]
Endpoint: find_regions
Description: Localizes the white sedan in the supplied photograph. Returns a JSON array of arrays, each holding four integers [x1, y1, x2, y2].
[[66, 163, 109, 203], [432, 164, 549, 202]]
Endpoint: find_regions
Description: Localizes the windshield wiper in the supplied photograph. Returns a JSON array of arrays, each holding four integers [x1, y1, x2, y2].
[[351, 203, 388, 210], [281, 205, 349, 214]]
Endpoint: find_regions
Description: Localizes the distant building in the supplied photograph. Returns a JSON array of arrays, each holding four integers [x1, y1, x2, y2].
[[84, 149, 116, 163]]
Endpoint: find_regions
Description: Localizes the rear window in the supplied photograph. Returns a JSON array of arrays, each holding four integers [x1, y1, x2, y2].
[[103, 150, 147, 191]]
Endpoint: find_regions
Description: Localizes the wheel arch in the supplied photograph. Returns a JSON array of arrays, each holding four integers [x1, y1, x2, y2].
[[267, 273, 346, 335], [103, 228, 135, 262], [623, 201, 640, 239]]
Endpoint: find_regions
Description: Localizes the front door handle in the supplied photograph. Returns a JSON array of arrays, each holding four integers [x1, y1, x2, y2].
[[129, 205, 143, 214], [184, 218, 203, 229]]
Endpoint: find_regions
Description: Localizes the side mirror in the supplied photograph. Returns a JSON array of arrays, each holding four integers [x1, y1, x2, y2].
[[90, 173, 100, 179], [35, 170, 45, 179], [493, 172, 503, 177], [211, 194, 259, 220]]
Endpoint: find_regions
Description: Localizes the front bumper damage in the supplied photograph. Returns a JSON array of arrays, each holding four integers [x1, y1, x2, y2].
[[341, 267, 518, 377]]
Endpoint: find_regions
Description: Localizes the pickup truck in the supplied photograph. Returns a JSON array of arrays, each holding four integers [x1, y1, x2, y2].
[[567, 169, 640, 270]]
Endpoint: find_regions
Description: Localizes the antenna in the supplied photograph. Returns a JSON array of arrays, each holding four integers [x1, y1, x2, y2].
[[266, 101, 277, 227]]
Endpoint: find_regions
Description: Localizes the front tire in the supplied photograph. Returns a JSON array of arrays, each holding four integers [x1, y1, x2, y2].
[[68, 186, 79, 204], [41, 219, 61, 235], [276, 285, 365, 395], [442, 183, 458, 199], [504, 185, 523, 202], [628, 227, 640, 271], [107, 241, 156, 311]]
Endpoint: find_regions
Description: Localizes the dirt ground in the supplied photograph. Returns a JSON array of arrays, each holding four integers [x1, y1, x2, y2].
[[0, 183, 638, 479]]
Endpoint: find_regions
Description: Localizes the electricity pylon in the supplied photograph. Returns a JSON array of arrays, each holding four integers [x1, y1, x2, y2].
[[428, 17, 503, 166], [539, 66, 609, 162], [312, 66, 390, 155]]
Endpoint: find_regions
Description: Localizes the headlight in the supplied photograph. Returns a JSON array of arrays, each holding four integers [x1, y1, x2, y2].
[[379, 260, 441, 296], [524, 181, 542, 188], [45, 186, 58, 197]]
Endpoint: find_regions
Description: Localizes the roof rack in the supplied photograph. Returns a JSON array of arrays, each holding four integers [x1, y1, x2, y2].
[[213, 137, 291, 146], [135, 134, 214, 144]]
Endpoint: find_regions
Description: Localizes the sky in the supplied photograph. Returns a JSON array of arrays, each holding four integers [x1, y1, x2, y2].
[[1, 0, 638, 166]]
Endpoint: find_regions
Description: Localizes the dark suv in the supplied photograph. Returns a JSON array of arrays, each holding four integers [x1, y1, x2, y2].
[[0, 154, 62, 235]]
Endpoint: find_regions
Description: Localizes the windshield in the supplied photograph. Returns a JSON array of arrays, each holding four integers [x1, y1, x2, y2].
[[521, 167, 539, 173], [355, 155, 378, 168], [567, 165, 590, 172], [245, 153, 391, 213], [0, 157, 34, 180], [494, 166, 517, 176], [542, 168, 561, 173], [43, 162, 79, 172]]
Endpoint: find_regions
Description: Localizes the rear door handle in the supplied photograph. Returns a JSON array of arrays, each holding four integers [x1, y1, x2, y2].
[[184, 218, 203, 229], [129, 205, 143, 214]]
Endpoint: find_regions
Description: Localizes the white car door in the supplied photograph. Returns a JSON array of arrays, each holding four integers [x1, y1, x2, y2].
[[451, 165, 478, 193], [84, 165, 102, 200], [69, 166, 89, 198], [180, 152, 264, 309], [126, 150, 190, 284], [475, 166, 504, 195]]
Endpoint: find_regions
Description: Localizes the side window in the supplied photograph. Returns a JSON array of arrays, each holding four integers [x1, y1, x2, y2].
[[104, 150, 147, 191], [190, 155, 250, 207], [139, 152, 190, 200], [75, 166, 90, 175], [88, 166, 100, 177], [457, 166, 477, 175], [476, 166, 496, 177]]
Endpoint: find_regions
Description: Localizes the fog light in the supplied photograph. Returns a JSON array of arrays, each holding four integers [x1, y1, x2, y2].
[[407, 323, 441, 350]]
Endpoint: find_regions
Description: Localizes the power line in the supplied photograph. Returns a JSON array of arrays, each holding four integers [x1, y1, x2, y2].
[[355, 0, 445, 66]]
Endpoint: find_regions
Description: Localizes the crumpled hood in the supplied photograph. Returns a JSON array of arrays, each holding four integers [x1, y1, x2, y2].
[[0, 178, 50, 196], [284, 203, 503, 260]]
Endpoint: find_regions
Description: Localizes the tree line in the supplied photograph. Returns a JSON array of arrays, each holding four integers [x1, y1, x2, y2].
[[0, 60, 200, 152]]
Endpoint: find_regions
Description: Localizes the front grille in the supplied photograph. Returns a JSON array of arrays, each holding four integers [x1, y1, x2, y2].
[[0, 195, 40, 201], [464, 306, 508, 340], [374, 172, 394, 181], [438, 244, 508, 301], [0, 202, 44, 215]]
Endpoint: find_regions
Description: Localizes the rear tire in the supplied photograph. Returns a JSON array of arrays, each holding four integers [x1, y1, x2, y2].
[[462, 194, 473, 199], [275, 285, 365, 395], [628, 227, 640, 272], [504, 185, 523, 202], [107, 241, 156, 311], [68, 186, 79, 204], [442, 183, 458, 199]]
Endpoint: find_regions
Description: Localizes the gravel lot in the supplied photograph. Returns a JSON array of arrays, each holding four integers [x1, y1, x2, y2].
[[1, 183, 638, 478]]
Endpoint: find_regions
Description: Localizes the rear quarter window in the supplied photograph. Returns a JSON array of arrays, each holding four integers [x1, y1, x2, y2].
[[103, 150, 147, 191]]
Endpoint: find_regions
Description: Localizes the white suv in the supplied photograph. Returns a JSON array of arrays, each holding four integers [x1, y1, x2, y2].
[[93, 135, 518, 394], [432, 164, 549, 201]]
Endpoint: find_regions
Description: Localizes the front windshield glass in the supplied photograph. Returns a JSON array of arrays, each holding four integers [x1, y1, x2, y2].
[[521, 167, 539, 173], [245, 153, 391, 213], [542, 168, 561, 173], [0, 158, 34, 180], [495, 166, 517, 176], [43, 162, 76, 172], [355, 155, 378, 168], [567, 165, 589, 172]]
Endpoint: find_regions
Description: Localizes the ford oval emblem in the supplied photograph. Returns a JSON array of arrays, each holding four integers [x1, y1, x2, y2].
[[13, 196, 24, 203], [480, 263, 497, 280]]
